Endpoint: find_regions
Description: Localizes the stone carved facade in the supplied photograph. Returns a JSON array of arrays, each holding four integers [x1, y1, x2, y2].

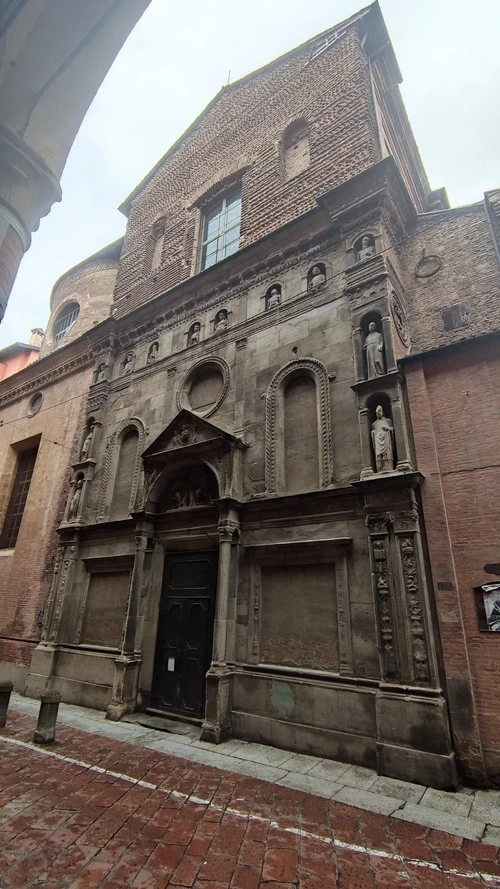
[[2, 6, 484, 790]]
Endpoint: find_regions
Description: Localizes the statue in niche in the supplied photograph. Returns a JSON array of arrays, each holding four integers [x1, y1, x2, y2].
[[96, 363, 107, 383], [357, 235, 375, 263], [80, 425, 94, 460], [214, 310, 228, 333], [364, 322, 385, 378], [68, 478, 83, 520], [147, 342, 159, 363], [267, 287, 281, 310], [371, 405, 395, 473], [188, 322, 201, 346], [171, 469, 210, 509], [122, 352, 134, 375], [308, 265, 326, 291]]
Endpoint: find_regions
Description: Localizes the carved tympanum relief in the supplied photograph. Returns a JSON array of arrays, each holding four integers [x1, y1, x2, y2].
[[164, 465, 218, 511]]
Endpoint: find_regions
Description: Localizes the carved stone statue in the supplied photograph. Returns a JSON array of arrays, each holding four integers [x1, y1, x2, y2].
[[308, 266, 326, 291], [147, 342, 159, 363], [364, 322, 385, 378], [122, 353, 134, 375], [357, 235, 375, 263], [68, 479, 83, 520], [267, 287, 281, 309], [80, 426, 94, 460], [188, 322, 201, 346], [214, 310, 228, 333], [96, 363, 107, 382], [371, 405, 395, 473], [172, 423, 196, 447]]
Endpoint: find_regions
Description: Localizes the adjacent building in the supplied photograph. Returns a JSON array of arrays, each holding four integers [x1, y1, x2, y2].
[[1, 4, 499, 789]]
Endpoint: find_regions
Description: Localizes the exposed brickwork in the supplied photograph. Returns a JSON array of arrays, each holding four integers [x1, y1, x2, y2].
[[403, 206, 500, 354], [405, 339, 500, 783], [0, 358, 93, 676], [114, 26, 383, 317]]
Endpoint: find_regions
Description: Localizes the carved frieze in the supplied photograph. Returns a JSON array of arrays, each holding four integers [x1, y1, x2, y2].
[[366, 524, 398, 680], [397, 534, 430, 684]]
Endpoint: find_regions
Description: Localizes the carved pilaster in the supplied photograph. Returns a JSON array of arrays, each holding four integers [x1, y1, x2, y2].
[[44, 542, 78, 644], [391, 509, 431, 685], [352, 327, 364, 383], [359, 408, 374, 478], [366, 513, 399, 680]]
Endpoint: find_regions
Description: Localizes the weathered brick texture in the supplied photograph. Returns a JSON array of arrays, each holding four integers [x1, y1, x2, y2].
[[114, 26, 387, 317], [406, 339, 500, 781]]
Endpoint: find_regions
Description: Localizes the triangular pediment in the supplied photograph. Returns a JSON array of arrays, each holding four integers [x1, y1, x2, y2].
[[142, 409, 242, 461]]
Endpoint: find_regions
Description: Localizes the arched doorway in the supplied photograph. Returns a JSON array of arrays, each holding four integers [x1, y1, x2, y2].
[[150, 463, 220, 719]]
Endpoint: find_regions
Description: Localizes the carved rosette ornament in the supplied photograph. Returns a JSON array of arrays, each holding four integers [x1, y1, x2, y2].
[[391, 292, 410, 346], [366, 514, 398, 679]]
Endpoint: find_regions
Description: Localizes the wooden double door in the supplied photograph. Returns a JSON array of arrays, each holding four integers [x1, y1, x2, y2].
[[151, 550, 218, 719]]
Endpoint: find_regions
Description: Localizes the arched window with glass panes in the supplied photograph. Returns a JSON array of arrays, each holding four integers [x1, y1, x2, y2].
[[53, 302, 80, 343]]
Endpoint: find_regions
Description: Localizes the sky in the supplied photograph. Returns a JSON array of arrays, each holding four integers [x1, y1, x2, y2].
[[1, 0, 499, 347]]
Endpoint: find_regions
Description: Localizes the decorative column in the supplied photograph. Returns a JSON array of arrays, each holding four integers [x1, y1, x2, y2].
[[381, 314, 397, 373], [106, 522, 155, 720], [366, 514, 399, 680], [358, 407, 374, 478], [352, 327, 365, 383], [391, 396, 412, 472], [201, 500, 240, 743], [25, 539, 79, 698]]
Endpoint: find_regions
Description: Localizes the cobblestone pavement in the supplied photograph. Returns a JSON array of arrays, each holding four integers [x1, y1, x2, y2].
[[1, 706, 500, 887]]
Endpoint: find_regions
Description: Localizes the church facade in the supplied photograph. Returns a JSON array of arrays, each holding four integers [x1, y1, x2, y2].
[[1, 4, 499, 789]]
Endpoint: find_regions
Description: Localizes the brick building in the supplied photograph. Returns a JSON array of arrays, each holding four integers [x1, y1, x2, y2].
[[1, 4, 499, 788]]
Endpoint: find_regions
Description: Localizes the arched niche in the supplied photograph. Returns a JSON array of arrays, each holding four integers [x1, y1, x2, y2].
[[360, 310, 386, 380], [365, 393, 397, 474], [97, 418, 146, 520], [264, 357, 333, 494], [307, 263, 327, 291], [264, 283, 282, 311], [281, 119, 310, 182]]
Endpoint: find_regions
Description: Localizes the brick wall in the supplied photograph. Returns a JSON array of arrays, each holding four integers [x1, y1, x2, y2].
[[0, 359, 92, 680], [403, 206, 500, 354], [406, 339, 500, 782], [114, 26, 382, 316]]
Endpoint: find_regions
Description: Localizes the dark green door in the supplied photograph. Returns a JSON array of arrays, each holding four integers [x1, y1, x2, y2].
[[151, 550, 218, 718]]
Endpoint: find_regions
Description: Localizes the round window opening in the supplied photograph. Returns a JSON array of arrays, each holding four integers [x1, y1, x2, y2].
[[176, 358, 229, 418], [27, 392, 43, 417], [53, 301, 80, 343]]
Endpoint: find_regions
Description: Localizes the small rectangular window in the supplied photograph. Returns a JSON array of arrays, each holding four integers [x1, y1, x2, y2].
[[200, 189, 241, 271], [0, 445, 39, 549]]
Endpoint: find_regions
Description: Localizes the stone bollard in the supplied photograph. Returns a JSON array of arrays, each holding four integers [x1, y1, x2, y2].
[[0, 680, 13, 728], [33, 689, 61, 744]]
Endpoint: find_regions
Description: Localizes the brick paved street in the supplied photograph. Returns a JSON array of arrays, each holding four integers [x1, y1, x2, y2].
[[1, 709, 500, 888]]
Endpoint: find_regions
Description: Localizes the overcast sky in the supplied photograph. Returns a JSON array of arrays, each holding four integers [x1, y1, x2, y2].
[[1, 0, 499, 347]]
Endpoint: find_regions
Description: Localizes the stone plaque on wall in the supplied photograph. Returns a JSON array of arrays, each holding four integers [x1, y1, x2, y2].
[[80, 572, 130, 648], [260, 563, 338, 670]]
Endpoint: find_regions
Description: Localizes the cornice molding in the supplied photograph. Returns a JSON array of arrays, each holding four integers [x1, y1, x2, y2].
[[0, 350, 93, 409]]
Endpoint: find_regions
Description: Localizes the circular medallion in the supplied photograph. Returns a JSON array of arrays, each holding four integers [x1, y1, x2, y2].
[[391, 292, 410, 346], [176, 357, 229, 418], [415, 254, 442, 278], [27, 392, 43, 417]]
